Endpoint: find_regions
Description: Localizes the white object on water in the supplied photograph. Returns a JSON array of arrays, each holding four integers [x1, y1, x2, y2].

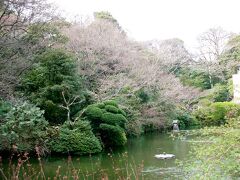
[[154, 154, 175, 159]]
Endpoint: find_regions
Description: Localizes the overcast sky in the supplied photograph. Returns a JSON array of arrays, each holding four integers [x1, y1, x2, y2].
[[51, 0, 240, 50]]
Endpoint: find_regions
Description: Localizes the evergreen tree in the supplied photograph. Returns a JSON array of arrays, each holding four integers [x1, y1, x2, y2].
[[20, 49, 86, 124]]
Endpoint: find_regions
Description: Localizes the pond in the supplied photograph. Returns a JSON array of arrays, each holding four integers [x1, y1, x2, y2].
[[1, 132, 191, 179]]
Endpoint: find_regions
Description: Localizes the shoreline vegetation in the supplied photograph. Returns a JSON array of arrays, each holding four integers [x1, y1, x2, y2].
[[0, 0, 240, 179], [0, 151, 145, 180]]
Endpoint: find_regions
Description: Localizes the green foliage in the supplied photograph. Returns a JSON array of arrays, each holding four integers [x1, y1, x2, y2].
[[105, 105, 119, 113], [20, 49, 86, 124], [94, 11, 117, 22], [104, 100, 118, 107], [23, 22, 68, 46], [220, 35, 240, 78], [135, 88, 150, 103], [194, 102, 240, 126], [180, 118, 240, 178], [175, 110, 199, 129], [84, 105, 103, 120], [99, 124, 127, 146], [113, 87, 144, 135], [0, 99, 11, 121], [0, 102, 49, 152], [101, 113, 127, 128], [83, 101, 128, 147], [205, 83, 231, 102], [227, 79, 234, 99], [50, 120, 102, 155], [175, 67, 221, 90], [96, 103, 105, 109], [93, 11, 122, 31], [83, 105, 103, 130], [84, 101, 127, 129], [114, 86, 175, 135], [118, 108, 127, 117], [213, 84, 230, 102]]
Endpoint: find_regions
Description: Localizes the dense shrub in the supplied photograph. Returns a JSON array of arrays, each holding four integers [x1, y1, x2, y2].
[[99, 124, 127, 146], [83, 100, 128, 147], [20, 49, 86, 124], [135, 88, 150, 103], [194, 102, 240, 126], [115, 86, 177, 135], [84, 105, 103, 120], [212, 84, 230, 102], [0, 99, 11, 121], [83, 105, 103, 130], [0, 102, 49, 153], [104, 100, 118, 107], [50, 120, 102, 154], [83, 101, 127, 128], [118, 108, 127, 117], [175, 110, 199, 129], [203, 84, 231, 103], [175, 67, 222, 90], [96, 103, 105, 109], [181, 117, 240, 178], [101, 113, 127, 128], [105, 105, 119, 113]]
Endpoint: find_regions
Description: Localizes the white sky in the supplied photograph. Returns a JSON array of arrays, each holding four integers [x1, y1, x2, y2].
[[51, 0, 240, 50]]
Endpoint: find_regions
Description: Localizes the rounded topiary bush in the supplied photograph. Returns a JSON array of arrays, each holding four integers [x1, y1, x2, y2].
[[84, 105, 103, 120], [96, 103, 105, 109], [50, 120, 102, 154], [101, 113, 127, 128], [105, 105, 119, 113], [104, 100, 118, 107], [118, 108, 127, 117], [101, 112, 118, 125], [83, 100, 128, 147], [99, 123, 127, 146], [115, 114, 127, 128]]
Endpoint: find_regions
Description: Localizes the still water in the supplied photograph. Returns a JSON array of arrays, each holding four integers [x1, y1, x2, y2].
[[2, 133, 191, 179]]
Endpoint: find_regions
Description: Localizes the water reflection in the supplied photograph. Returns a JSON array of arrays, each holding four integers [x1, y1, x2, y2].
[[2, 133, 191, 179]]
